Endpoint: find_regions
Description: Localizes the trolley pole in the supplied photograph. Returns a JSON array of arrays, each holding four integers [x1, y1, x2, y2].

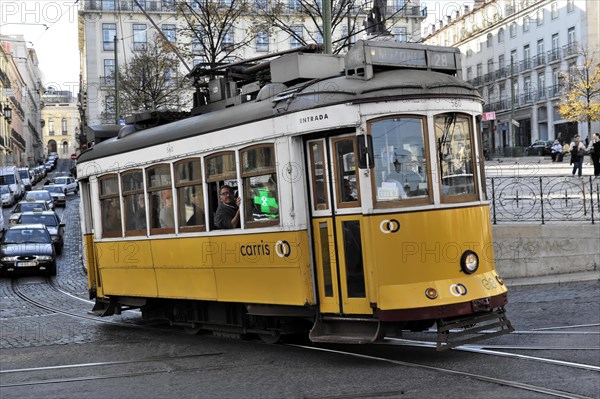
[[114, 35, 120, 125], [323, 0, 332, 54]]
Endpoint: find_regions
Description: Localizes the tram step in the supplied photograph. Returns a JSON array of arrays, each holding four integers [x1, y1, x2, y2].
[[436, 307, 514, 351], [309, 317, 381, 344]]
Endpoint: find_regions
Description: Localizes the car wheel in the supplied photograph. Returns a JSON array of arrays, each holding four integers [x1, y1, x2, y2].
[[47, 262, 57, 276]]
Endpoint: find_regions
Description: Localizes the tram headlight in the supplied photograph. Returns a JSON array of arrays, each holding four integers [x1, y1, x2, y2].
[[460, 250, 479, 274], [425, 288, 438, 300]]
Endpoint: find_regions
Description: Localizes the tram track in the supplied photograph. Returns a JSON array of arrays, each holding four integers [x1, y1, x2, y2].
[[288, 344, 597, 399]]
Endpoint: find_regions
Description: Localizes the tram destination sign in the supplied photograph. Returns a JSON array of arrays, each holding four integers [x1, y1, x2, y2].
[[345, 41, 460, 79]]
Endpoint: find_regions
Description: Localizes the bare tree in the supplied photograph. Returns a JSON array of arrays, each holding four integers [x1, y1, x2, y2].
[[175, 0, 262, 68], [104, 36, 192, 121]]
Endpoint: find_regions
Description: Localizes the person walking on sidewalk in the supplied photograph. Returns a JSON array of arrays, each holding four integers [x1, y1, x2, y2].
[[590, 133, 600, 177], [570, 134, 586, 177]]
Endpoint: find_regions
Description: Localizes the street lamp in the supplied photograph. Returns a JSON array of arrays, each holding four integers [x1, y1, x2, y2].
[[2, 104, 11, 122]]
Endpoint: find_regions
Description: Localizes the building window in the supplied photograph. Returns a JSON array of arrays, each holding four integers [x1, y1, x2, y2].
[[537, 9, 544, 25], [290, 26, 303, 48], [175, 158, 205, 231], [392, 0, 405, 13], [289, 0, 302, 12], [61, 118, 67, 134], [256, 31, 269, 52], [466, 67, 472, 81], [499, 54, 505, 69], [567, 27, 576, 46], [498, 28, 504, 43], [48, 118, 55, 135], [205, 152, 237, 229], [523, 16, 530, 32], [487, 58, 494, 74], [394, 27, 407, 42], [162, 24, 176, 43], [62, 141, 69, 154], [486, 33, 493, 48], [102, 0, 115, 10], [551, 2, 558, 19], [509, 22, 517, 37], [537, 39, 544, 56], [133, 24, 147, 51], [552, 33, 559, 51], [476, 63, 482, 78], [103, 24, 116, 51], [567, 0, 574, 12], [222, 30, 234, 50], [104, 59, 115, 84], [241, 145, 279, 227]]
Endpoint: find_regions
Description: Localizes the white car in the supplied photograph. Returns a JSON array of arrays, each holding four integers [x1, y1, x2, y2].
[[1, 185, 15, 207], [48, 176, 78, 194]]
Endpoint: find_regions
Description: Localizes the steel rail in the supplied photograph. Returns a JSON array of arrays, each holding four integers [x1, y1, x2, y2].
[[289, 344, 595, 399]]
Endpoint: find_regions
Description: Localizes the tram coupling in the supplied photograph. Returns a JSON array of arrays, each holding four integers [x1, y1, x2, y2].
[[435, 307, 514, 351]]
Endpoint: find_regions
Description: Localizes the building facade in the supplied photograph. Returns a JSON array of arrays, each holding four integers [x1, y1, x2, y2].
[[0, 35, 45, 167], [78, 0, 427, 128], [423, 0, 600, 154], [41, 89, 81, 160]]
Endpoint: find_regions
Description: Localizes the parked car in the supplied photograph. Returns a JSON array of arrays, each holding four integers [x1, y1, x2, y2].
[[0, 166, 25, 200], [1, 185, 15, 207], [525, 140, 553, 156], [0, 224, 57, 276], [23, 190, 54, 210], [9, 200, 51, 226], [17, 211, 65, 255], [47, 176, 78, 194], [44, 185, 67, 207]]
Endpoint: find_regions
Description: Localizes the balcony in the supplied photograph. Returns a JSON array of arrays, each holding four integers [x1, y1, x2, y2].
[[562, 42, 579, 58], [537, 88, 547, 101], [389, 5, 427, 18], [484, 72, 494, 83], [547, 49, 561, 63], [495, 67, 509, 79], [519, 58, 532, 72], [99, 76, 115, 87], [548, 84, 562, 98], [532, 53, 546, 68], [521, 91, 534, 104]]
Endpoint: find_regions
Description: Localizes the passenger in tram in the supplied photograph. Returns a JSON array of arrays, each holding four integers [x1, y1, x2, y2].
[[159, 189, 175, 228], [186, 189, 205, 226], [214, 185, 241, 229], [129, 194, 147, 230]]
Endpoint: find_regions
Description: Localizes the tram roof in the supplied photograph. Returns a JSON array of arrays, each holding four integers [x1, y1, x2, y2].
[[78, 67, 481, 165]]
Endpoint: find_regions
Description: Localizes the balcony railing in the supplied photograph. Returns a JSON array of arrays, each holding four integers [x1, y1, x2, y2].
[[532, 53, 546, 67], [519, 58, 532, 72], [495, 66, 509, 79], [81, 0, 174, 12], [563, 42, 579, 58], [548, 84, 562, 97], [547, 48, 561, 63]]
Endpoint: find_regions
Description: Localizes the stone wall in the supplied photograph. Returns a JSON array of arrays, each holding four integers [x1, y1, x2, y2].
[[492, 224, 600, 278]]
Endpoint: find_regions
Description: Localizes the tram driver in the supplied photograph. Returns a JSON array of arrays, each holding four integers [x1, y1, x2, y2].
[[214, 185, 241, 229]]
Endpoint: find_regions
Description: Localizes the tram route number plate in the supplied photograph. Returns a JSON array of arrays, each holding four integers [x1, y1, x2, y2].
[[17, 261, 38, 267]]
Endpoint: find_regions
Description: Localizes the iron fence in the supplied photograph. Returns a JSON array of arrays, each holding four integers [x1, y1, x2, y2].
[[486, 176, 600, 224]]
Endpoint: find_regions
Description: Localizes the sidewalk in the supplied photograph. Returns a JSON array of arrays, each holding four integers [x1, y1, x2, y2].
[[505, 270, 600, 287]]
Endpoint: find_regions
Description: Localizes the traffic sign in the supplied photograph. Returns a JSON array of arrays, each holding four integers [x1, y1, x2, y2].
[[71, 153, 77, 160]]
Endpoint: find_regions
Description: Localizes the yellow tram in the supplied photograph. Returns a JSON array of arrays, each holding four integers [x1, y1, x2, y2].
[[78, 41, 513, 349]]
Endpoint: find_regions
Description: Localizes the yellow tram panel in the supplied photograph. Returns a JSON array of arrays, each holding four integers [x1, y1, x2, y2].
[[365, 206, 506, 310], [95, 240, 157, 297]]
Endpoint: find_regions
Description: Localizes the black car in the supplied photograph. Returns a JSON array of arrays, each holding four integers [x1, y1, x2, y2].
[[17, 211, 65, 254], [0, 224, 56, 276], [525, 140, 553, 156]]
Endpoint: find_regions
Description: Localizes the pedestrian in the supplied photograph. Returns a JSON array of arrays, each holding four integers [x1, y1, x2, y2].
[[551, 140, 563, 162], [569, 134, 586, 177], [590, 133, 600, 177]]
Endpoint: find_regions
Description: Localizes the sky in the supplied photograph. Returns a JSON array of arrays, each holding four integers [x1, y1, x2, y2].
[[0, 0, 472, 94]]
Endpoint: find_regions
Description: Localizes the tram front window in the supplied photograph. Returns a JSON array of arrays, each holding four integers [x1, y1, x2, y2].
[[434, 113, 477, 199], [370, 117, 429, 205]]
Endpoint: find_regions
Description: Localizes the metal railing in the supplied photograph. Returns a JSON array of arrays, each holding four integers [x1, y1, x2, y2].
[[486, 176, 599, 224]]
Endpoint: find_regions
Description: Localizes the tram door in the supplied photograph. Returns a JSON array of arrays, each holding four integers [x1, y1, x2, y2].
[[307, 137, 371, 315]]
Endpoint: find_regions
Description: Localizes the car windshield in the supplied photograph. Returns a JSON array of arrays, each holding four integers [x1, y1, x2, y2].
[[17, 203, 47, 212], [26, 192, 51, 201], [46, 186, 63, 193], [0, 186, 9, 194], [54, 178, 68, 184], [20, 215, 58, 226], [3, 229, 50, 244]]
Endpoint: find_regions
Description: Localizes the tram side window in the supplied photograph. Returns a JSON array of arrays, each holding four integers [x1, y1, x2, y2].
[[308, 141, 329, 211], [146, 164, 174, 233], [241, 144, 279, 228], [434, 113, 477, 200], [205, 152, 238, 229], [370, 116, 430, 206], [99, 174, 121, 237], [122, 170, 146, 235], [175, 158, 205, 231]]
